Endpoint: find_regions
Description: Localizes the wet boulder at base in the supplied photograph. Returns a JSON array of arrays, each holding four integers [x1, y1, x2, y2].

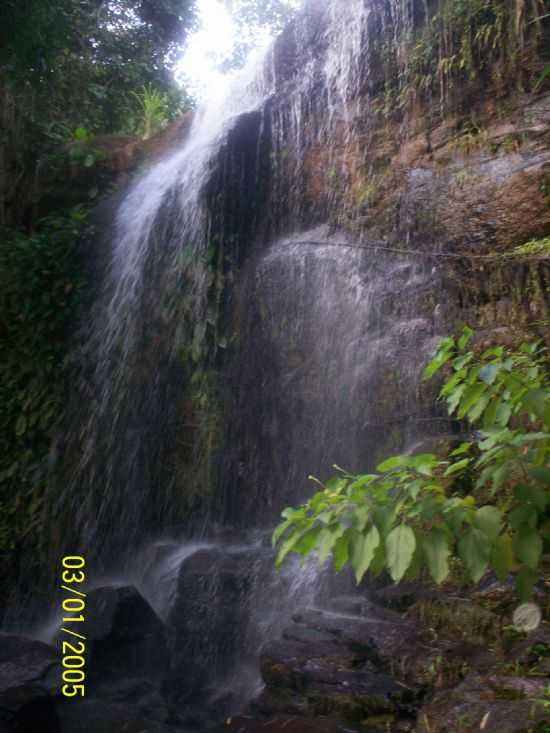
[[0, 633, 61, 732], [83, 585, 168, 690], [164, 546, 257, 703]]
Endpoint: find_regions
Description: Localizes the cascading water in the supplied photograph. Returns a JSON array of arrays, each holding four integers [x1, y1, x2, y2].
[[7, 0, 454, 723], [44, 66, 273, 570]]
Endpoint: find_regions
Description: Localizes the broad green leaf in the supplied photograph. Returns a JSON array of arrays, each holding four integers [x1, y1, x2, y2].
[[294, 527, 322, 556], [440, 369, 466, 397], [458, 384, 487, 420], [508, 504, 539, 530], [272, 520, 291, 547], [458, 528, 490, 583], [371, 505, 395, 537], [491, 463, 508, 492], [452, 353, 474, 370], [522, 390, 547, 421], [510, 432, 550, 445], [516, 566, 538, 602], [281, 506, 303, 520], [490, 533, 514, 581], [483, 398, 499, 430], [449, 442, 471, 457], [84, 153, 95, 168], [468, 393, 490, 422], [444, 458, 470, 477], [318, 525, 345, 563], [352, 505, 370, 531], [514, 528, 542, 570], [409, 453, 437, 476], [325, 477, 347, 493], [377, 455, 407, 472], [405, 540, 423, 580], [458, 326, 474, 350], [513, 484, 548, 511], [423, 527, 451, 584], [351, 525, 380, 583], [496, 401, 512, 427], [447, 383, 467, 414], [479, 364, 499, 385], [369, 541, 386, 576], [386, 524, 416, 583], [332, 533, 350, 571], [423, 340, 454, 379], [275, 530, 302, 567], [473, 506, 502, 540], [348, 475, 377, 493]]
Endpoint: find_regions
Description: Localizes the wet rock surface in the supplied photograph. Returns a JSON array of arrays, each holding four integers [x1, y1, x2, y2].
[[416, 673, 549, 733], [165, 546, 257, 703], [0, 633, 60, 732], [84, 585, 168, 688], [253, 600, 421, 727]]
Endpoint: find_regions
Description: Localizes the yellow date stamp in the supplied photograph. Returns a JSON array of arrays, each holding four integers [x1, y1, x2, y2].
[[60, 556, 86, 697]]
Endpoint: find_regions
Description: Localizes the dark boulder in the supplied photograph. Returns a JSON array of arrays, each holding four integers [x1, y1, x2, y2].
[[165, 546, 255, 703], [84, 585, 168, 687], [0, 633, 61, 732]]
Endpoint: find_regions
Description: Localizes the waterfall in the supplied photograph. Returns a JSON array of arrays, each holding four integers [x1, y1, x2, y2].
[[44, 60, 275, 568], [36, 0, 391, 577]]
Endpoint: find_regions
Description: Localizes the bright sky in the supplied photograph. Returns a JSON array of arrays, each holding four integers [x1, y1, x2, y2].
[[175, 0, 299, 100], [176, 0, 237, 98]]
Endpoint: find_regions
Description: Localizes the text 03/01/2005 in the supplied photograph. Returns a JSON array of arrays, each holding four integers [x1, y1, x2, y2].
[[60, 556, 86, 698]]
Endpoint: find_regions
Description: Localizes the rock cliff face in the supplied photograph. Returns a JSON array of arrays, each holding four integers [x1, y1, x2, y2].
[[211, 0, 550, 526]]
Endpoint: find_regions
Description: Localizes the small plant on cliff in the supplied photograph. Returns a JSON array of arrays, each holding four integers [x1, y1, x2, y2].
[[129, 85, 171, 141], [273, 327, 550, 601]]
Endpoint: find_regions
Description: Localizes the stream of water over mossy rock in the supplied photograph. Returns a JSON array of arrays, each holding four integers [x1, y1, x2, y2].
[[2, 1, 549, 732]]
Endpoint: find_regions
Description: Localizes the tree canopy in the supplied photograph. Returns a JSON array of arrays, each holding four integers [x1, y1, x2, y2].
[[0, 0, 197, 134]]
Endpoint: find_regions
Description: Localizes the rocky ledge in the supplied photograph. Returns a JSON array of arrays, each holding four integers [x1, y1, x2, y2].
[[240, 577, 549, 733]]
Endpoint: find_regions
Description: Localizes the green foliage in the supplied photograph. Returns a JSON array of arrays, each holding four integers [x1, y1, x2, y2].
[[171, 242, 232, 503], [0, 209, 89, 551], [0, 0, 196, 228], [129, 84, 171, 140], [371, 0, 546, 117], [273, 328, 550, 601], [0, 0, 196, 133], [508, 237, 550, 259]]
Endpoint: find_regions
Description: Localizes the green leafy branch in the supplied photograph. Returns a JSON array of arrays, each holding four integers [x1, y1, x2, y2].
[[273, 328, 550, 601]]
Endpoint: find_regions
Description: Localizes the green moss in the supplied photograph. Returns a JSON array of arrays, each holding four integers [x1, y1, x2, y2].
[[510, 237, 550, 258]]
